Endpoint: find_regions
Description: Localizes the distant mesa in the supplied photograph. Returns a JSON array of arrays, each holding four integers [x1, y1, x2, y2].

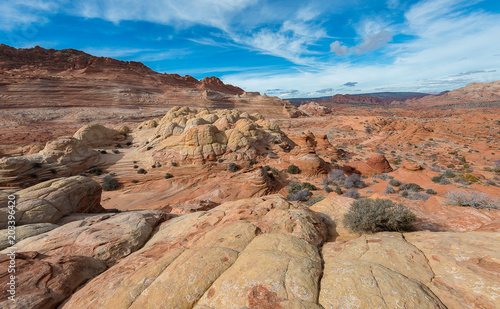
[[0, 44, 299, 118]]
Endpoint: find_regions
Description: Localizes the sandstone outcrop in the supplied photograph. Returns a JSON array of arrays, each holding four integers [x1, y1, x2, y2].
[[289, 132, 330, 176], [137, 107, 294, 163], [309, 194, 358, 241], [0, 136, 99, 186], [402, 160, 423, 171], [73, 124, 126, 146], [0, 176, 104, 228], [5, 210, 167, 265], [0, 223, 59, 250], [346, 153, 393, 176]]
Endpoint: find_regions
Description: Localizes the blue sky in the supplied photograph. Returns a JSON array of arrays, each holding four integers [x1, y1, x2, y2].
[[1, 0, 500, 98]]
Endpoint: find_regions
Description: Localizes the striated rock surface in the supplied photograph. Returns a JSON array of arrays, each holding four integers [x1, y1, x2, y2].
[[0, 252, 107, 309], [62, 195, 327, 308], [402, 160, 423, 171], [0, 136, 99, 186], [4, 210, 167, 265], [0, 176, 104, 228], [0, 223, 59, 250]]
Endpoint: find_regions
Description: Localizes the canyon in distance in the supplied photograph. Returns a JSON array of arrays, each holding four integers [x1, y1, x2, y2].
[[0, 45, 499, 309]]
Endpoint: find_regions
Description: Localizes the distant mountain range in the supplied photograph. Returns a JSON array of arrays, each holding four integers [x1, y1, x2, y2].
[[288, 92, 432, 106]]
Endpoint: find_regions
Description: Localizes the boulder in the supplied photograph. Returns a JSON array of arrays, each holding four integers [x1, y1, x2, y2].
[[402, 160, 423, 171], [346, 154, 393, 176], [73, 124, 126, 146], [0, 176, 104, 228], [0, 137, 99, 186]]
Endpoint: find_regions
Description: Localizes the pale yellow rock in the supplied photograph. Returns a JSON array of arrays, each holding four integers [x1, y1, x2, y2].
[[73, 124, 125, 146], [309, 194, 357, 241]]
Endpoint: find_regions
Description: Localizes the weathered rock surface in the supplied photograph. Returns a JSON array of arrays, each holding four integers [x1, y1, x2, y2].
[[0, 251, 107, 309], [402, 160, 423, 171], [73, 124, 126, 146], [346, 153, 393, 176], [3, 210, 167, 265], [62, 195, 327, 308], [309, 194, 357, 241], [0, 223, 59, 250], [0, 176, 104, 228], [0, 136, 99, 186], [137, 106, 294, 163]]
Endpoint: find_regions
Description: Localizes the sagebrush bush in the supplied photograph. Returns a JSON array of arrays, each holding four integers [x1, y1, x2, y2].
[[102, 175, 119, 191], [399, 183, 423, 192], [306, 195, 325, 206], [287, 164, 301, 174], [407, 192, 430, 201], [328, 169, 346, 185], [431, 175, 444, 183], [343, 198, 416, 233], [287, 182, 302, 194], [343, 188, 360, 199], [88, 166, 103, 175], [444, 190, 498, 209], [302, 182, 318, 191], [384, 185, 396, 194], [287, 189, 311, 201], [389, 179, 402, 187], [425, 188, 437, 195], [344, 174, 367, 189]]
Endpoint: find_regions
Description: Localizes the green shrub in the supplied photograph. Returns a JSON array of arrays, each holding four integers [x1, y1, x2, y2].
[[137, 168, 147, 174], [335, 186, 343, 195], [456, 174, 479, 184], [306, 195, 325, 206], [131, 180, 139, 183], [228, 163, 239, 172], [100, 150, 107, 154], [102, 175, 119, 191], [88, 166, 103, 175], [388, 179, 402, 187], [431, 175, 444, 183], [164, 173, 174, 179], [146, 146, 153, 151], [399, 183, 423, 192], [287, 182, 303, 194], [302, 182, 318, 191], [133, 165, 139, 169], [263, 165, 271, 171], [426, 188, 437, 195], [287, 164, 301, 174], [250, 159, 258, 165], [271, 168, 279, 175], [343, 198, 416, 233]]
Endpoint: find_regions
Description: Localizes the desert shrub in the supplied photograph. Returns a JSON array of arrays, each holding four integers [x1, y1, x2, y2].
[[287, 189, 311, 201], [302, 182, 318, 191], [250, 159, 258, 165], [152, 165, 157, 168], [287, 182, 303, 194], [126, 141, 132, 146], [332, 186, 342, 195], [268, 152, 276, 159], [88, 166, 103, 175], [115, 143, 122, 148], [384, 185, 396, 194], [343, 188, 360, 199], [344, 174, 367, 189], [49, 168, 57, 174], [287, 164, 301, 174], [485, 179, 496, 186], [164, 173, 174, 179], [263, 165, 271, 171], [399, 183, 423, 192], [343, 198, 416, 233], [306, 195, 325, 206], [392, 159, 402, 165], [171, 162, 178, 167], [456, 174, 479, 184], [32, 162, 43, 169], [399, 190, 410, 198], [100, 150, 107, 154], [112, 149, 120, 154], [131, 180, 139, 183], [453, 177, 469, 185], [146, 146, 152, 151], [328, 169, 346, 185], [372, 173, 393, 181], [246, 164, 253, 169], [426, 188, 437, 195], [102, 175, 119, 191], [491, 164, 500, 173], [133, 165, 139, 169], [407, 192, 430, 201], [271, 168, 279, 175], [137, 168, 147, 174], [133, 161, 138, 164], [439, 177, 451, 185], [323, 186, 333, 193], [389, 179, 402, 187], [228, 163, 239, 172], [444, 190, 498, 209], [431, 175, 444, 183], [443, 169, 456, 178]]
